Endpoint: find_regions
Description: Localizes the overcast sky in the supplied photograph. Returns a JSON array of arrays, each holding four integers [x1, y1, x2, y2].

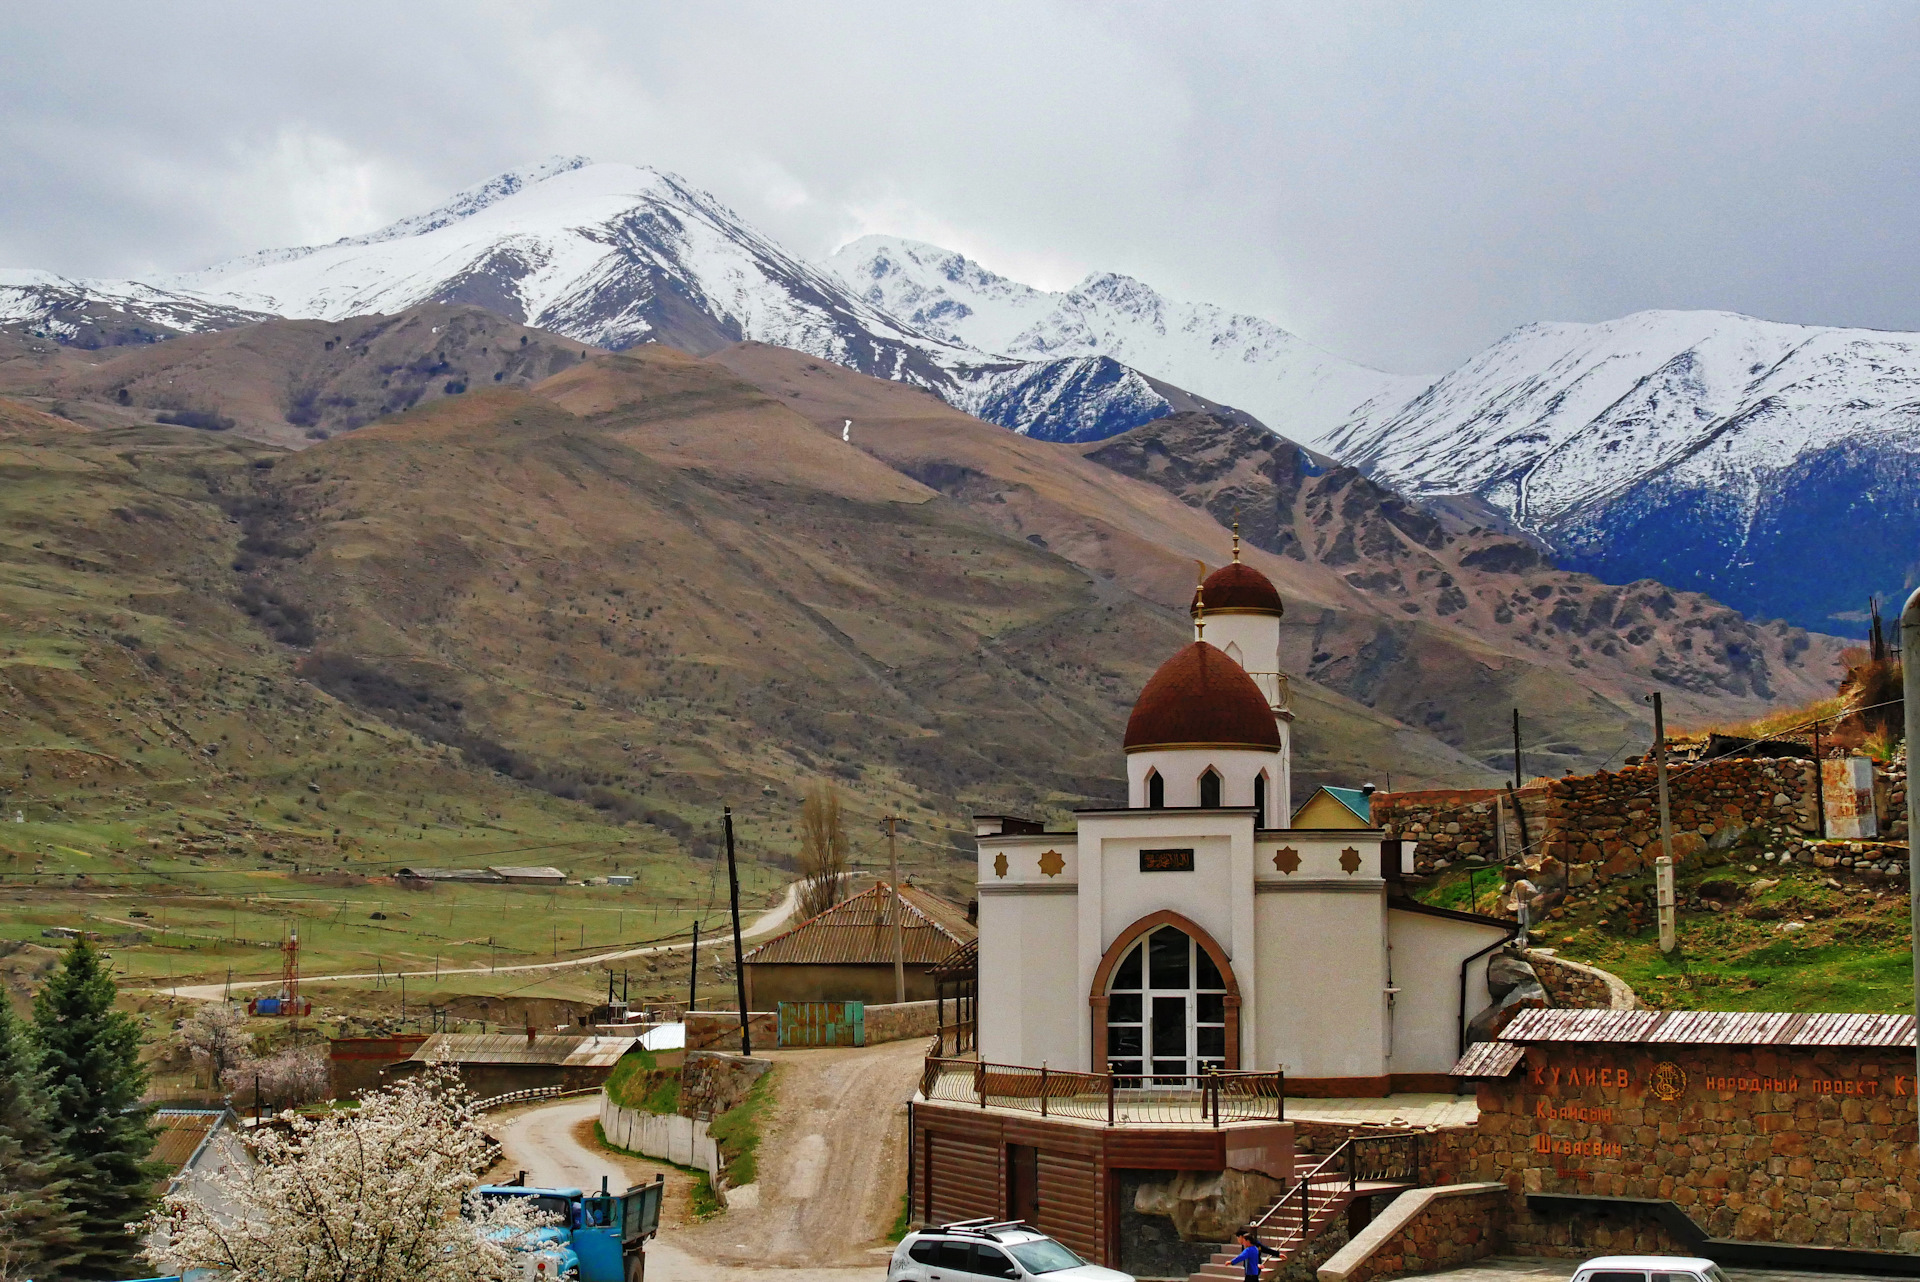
[[3, 2, 1915, 372]]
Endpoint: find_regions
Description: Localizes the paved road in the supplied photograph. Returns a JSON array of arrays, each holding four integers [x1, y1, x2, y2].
[[158, 882, 800, 1000]]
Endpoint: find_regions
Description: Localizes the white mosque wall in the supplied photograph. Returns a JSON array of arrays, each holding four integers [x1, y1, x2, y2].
[[1385, 909, 1511, 1077], [976, 882, 1079, 1067], [1252, 887, 1391, 1079], [1126, 746, 1282, 825]]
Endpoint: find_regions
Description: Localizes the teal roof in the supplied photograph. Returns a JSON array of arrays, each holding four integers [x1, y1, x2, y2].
[[1319, 786, 1371, 822]]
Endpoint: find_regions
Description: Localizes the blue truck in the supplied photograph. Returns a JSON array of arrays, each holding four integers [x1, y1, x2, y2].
[[474, 1172, 665, 1282]]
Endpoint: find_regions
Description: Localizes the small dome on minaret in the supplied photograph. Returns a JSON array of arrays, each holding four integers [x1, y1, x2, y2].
[[1190, 525, 1283, 617]]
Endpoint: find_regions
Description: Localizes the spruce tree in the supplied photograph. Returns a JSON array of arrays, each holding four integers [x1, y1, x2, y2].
[[31, 939, 159, 1279], [0, 998, 81, 1281]]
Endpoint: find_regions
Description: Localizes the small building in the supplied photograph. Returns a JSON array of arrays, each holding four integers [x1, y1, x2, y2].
[[389, 1032, 637, 1099], [395, 867, 505, 884], [491, 865, 568, 885], [328, 1033, 429, 1099], [742, 880, 977, 1009], [150, 1108, 245, 1197], [1290, 784, 1374, 828]]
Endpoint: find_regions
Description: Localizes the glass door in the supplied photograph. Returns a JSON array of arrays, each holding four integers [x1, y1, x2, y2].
[[1105, 925, 1229, 1082]]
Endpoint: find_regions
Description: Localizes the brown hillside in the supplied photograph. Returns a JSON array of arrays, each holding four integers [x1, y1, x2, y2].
[[0, 306, 595, 448], [709, 343, 1844, 778]]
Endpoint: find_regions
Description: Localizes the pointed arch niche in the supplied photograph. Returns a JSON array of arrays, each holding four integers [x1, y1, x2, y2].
[[1089, 910, 1241, 1073]]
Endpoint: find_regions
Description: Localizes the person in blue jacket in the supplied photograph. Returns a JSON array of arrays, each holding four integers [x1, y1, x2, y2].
[[1229, 1228, 1278, 1281]]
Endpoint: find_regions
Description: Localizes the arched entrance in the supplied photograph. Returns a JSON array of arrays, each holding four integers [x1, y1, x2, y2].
[[1090, 911, 1240, 1078]]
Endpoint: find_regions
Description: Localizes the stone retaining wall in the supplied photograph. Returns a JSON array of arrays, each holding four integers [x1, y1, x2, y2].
[[1318, 1183, 1508, 1282], [866, 999, 940, 1045], [679, 1049, 771, 1118], [1526, 953, 1637, 1010], [685, 1010, 778, 1051], [1455, 1042, 1920, 1252]]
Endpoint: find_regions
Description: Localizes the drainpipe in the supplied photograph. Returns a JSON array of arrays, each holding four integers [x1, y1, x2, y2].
[[1901, 585, 1919, 1146], [1457, 926, 1520, 1057]]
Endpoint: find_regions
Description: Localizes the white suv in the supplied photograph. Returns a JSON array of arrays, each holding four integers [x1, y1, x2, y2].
[[1572, 1257, 1730, 1282], [889, 1221, 1133, 1282]]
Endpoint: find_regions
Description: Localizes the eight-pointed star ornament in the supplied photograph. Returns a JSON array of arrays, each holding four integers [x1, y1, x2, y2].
[[1339, 847, 1362, 874], [1272, 847, 1301, 874], [1038, 849, 1065, 877]]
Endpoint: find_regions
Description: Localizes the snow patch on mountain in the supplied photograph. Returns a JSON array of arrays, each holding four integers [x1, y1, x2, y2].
[[827, 234, 1428, 448], [1325, 308, 1920, 530]]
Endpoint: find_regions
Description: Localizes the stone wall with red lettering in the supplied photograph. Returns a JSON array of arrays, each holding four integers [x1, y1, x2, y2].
[[1459, 1042, 1920, 1253]]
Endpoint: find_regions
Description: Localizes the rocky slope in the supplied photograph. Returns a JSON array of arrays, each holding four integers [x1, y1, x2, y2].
[[1323, 310, 1920, 635]]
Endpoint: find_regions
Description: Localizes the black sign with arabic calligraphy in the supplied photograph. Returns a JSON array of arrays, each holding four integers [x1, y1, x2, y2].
[[1139, 847, 1195, 872]]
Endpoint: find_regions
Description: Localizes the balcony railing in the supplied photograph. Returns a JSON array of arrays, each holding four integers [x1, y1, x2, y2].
[[919, 1056, 1285, 1126]]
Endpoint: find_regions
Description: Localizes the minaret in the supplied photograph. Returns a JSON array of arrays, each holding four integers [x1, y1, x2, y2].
[[1191, 527, 1293, 823]]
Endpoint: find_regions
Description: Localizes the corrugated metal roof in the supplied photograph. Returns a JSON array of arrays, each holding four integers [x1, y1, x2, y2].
[[1451, 1040, 1527, 1078], [406, 1033, 638, 1067], [928, 937, 978, 982], [1499, 1008, 1917, 1049], [742, 881, 976, 966], [491, 866, 567, 881], [151, 1110, 224, 1175]]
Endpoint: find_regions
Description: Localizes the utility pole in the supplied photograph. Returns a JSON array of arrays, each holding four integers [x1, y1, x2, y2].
[[1512, 709, 1524, 790], [1648, 692, 1677, 953], [1900, 585, 1919, 1144], [688, 919, 700, 1014], [724, 808, 751, 1055], [888, 815, 906, 1005], [1812, 721, 1828, 838]]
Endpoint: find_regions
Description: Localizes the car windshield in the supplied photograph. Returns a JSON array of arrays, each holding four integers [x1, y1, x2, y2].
[[1007, 1238, 1085, 1274]]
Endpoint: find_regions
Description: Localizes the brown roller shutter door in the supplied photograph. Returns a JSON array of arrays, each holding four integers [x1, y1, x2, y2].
[[1035, 1150, 1101, 1262], [926, 1133, 1001, 1225]]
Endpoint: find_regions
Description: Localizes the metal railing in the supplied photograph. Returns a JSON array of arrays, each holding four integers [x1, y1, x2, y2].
[[470, 1084, 601, 1113], [920, 1056, 1284, 1126], [1250, 1133, 1421, 1244]]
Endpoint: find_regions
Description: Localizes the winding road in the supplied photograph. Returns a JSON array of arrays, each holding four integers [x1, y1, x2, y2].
[[488, 1037, 925, 1281], [157, 882, 801, 1000]]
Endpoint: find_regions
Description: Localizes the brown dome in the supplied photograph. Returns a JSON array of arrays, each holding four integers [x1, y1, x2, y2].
[[1124, 642, 1281, 752], [1191, 561, 1284, 617]]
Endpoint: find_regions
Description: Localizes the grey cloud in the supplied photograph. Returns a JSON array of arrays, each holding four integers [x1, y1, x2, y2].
[[2, 1, 1915, 370]]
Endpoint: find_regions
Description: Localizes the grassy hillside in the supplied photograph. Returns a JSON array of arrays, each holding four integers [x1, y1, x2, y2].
[[1423, 855, 1913, 1012]]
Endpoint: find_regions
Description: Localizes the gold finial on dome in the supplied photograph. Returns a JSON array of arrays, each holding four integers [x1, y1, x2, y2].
[[1193, 559, 1207, 640], [1232, 514, 1242, 563]]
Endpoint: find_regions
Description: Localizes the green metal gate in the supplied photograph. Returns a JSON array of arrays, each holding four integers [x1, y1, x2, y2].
[[777, 1000, 866, 1047]]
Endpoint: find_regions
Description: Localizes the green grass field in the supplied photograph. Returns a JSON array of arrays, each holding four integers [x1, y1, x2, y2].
[[1419, 855, 1915, 1012]]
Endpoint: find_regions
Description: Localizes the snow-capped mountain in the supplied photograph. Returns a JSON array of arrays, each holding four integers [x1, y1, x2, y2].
[[827, 235, 1427, 447], [1325, 309, 1920, 631], [0, 269, 270, 346], [0, 157, 1188, 440]]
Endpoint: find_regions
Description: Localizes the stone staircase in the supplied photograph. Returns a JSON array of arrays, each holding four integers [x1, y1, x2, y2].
[[1186, 1135, 1420, 1282]]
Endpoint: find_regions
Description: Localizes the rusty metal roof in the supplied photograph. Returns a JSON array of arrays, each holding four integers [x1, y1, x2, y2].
[[1451, 1040, 1527, 1078], [150, 1109, 227, 1176], [406, 1033, 638, 1067], [1500, 1008, 1917, 1048], [742, 881, 976, 966]]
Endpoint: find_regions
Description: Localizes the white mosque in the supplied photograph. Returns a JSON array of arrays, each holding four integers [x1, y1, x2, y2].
[[973, 549, 1513, 1094]]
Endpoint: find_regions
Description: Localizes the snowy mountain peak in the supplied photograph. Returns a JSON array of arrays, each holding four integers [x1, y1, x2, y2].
[[827, 236, 1426, 445]]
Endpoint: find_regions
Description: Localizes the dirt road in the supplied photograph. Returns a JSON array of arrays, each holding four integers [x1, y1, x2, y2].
[[677, 1037, 927, 1270], [159, 882, 800, 1000], [488, 1065, 906, 1282]]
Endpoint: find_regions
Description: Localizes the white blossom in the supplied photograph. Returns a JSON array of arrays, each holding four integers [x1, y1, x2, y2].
[[143, 1066, 551, 1282]]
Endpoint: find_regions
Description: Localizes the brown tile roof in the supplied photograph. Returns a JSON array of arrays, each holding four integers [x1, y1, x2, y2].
[[743, 881, 976, 966], [1124, 641, 1281, 752]]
